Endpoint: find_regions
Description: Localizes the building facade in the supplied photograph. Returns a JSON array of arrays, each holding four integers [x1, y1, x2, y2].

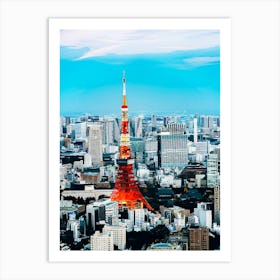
[[90, 231, 114, 251], [103, 224, 126, 250], [158, 133, 188, 169], [194, 202, 212, 228], [88, 124, 103, 166], [214, 185, 220, 225], [188, 227, 209, 250], [207, 153, 219, 188]]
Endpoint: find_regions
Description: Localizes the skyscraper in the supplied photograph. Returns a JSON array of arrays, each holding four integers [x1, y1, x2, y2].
[[144, 136, 158, 167], [134, 116, 143, 137], [113, 118, 121, 143], [165, 123, 186, 135], [93, 199, 119, 225], [193, 118, 198, 143], [88, 124, 103, 166], [86, 204, 98, 231], [207, 153, 219, 188], [134, 208, 145, 230], [214, 185, 220, 225], [151, 114, 157, 131], [158, 133, 188, 169], [200, 115, 208, 129], [66, 123, 75, 139], [103, 119, 114, 145], [195, 141, 209, 160], [208, 116, 214, 129], [74, 121, 87, 139], [128, 209, 135, 231], [67, 219, 80, 241], [194, 202, 212, 228], [130, 137, 145, 164]]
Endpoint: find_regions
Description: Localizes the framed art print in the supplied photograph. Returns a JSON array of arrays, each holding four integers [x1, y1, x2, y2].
[[49, 18, 231, 262]]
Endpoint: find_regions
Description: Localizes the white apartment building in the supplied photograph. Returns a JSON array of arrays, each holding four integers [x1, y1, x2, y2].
[[103, 224, 126, 250], [90, 231, 114, 251]]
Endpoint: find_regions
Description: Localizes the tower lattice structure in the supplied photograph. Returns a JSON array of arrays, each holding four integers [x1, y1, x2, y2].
[[110, 72, 153, 211]]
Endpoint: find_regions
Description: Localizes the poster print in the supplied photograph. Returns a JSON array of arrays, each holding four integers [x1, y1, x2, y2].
[[49, 18, 231, 262]]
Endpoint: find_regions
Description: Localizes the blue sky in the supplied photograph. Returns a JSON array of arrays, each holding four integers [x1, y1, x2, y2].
[[60, 30, 220, 116]]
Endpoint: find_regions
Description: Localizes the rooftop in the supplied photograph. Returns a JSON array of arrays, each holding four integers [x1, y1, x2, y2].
[[151, 243, 173, 249]]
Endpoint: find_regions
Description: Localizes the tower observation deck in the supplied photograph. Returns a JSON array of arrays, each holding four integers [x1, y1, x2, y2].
[[110, 72, 153, 211]]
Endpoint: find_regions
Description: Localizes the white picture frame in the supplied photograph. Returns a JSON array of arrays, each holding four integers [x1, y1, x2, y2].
[[0, 1, 279, 279], [49, 17, 231, 262]]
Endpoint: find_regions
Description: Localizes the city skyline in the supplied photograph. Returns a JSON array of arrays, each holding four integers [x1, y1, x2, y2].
[[59, 74, 221, 252], [60, 30, 220, 116]]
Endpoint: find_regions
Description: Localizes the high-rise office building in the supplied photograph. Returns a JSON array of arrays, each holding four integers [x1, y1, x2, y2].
[[217, 116, 220, 128], [93, 199, 119, 225], [72, 221, 80, 241], [158, 133, 188, 169], [144, 136, 158, 167], [214, 185, 220, 225], [193, 118, 198, 143], [195, 141, 209, 160], [164, 123, 186, 135], [200, 115, 208, 128], [105, 201, 119, 225], [113, 118, 121, 143], [66, 123, 75, 138], [127, 209, 135, 231], [60, 117, 64, 135], [129, 119, 135, 137], [90, 231, 114, 251], [65, 116, 71, 126], [188, 227, 209, 250], [67, 219, 80, 241], [79, 216, 86, 236], [86, 204, 98, 231], [103, 119, 114, 145], [207, 153, 219, 188], [103, 224, 126, 250], [208, 116, 214, 129], [130, 137, 145, 163], [134, 116, 143, 138], [74, 122, 87, 139], [134, 208, 145, 230], [88, 124, 103, 166], [194, 202, 212, 228], [151, 114, 157, 130]]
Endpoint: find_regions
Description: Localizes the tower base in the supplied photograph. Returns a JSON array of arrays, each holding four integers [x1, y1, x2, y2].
[[110, 163, 153, 211]]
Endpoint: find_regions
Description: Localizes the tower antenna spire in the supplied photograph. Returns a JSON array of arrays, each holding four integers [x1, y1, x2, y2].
[[122, 70, 126, 105]]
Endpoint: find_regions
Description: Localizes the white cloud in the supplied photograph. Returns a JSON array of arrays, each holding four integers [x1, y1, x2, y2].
[[183, 56, 220, 66], [60, 30, 219, 59]]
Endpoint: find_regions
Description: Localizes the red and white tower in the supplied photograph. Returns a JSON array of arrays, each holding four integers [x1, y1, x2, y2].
[[110, 72, 153, 211]]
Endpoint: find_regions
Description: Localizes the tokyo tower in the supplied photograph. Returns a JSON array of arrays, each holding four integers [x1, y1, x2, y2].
[[110, 72, 153, 211]]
